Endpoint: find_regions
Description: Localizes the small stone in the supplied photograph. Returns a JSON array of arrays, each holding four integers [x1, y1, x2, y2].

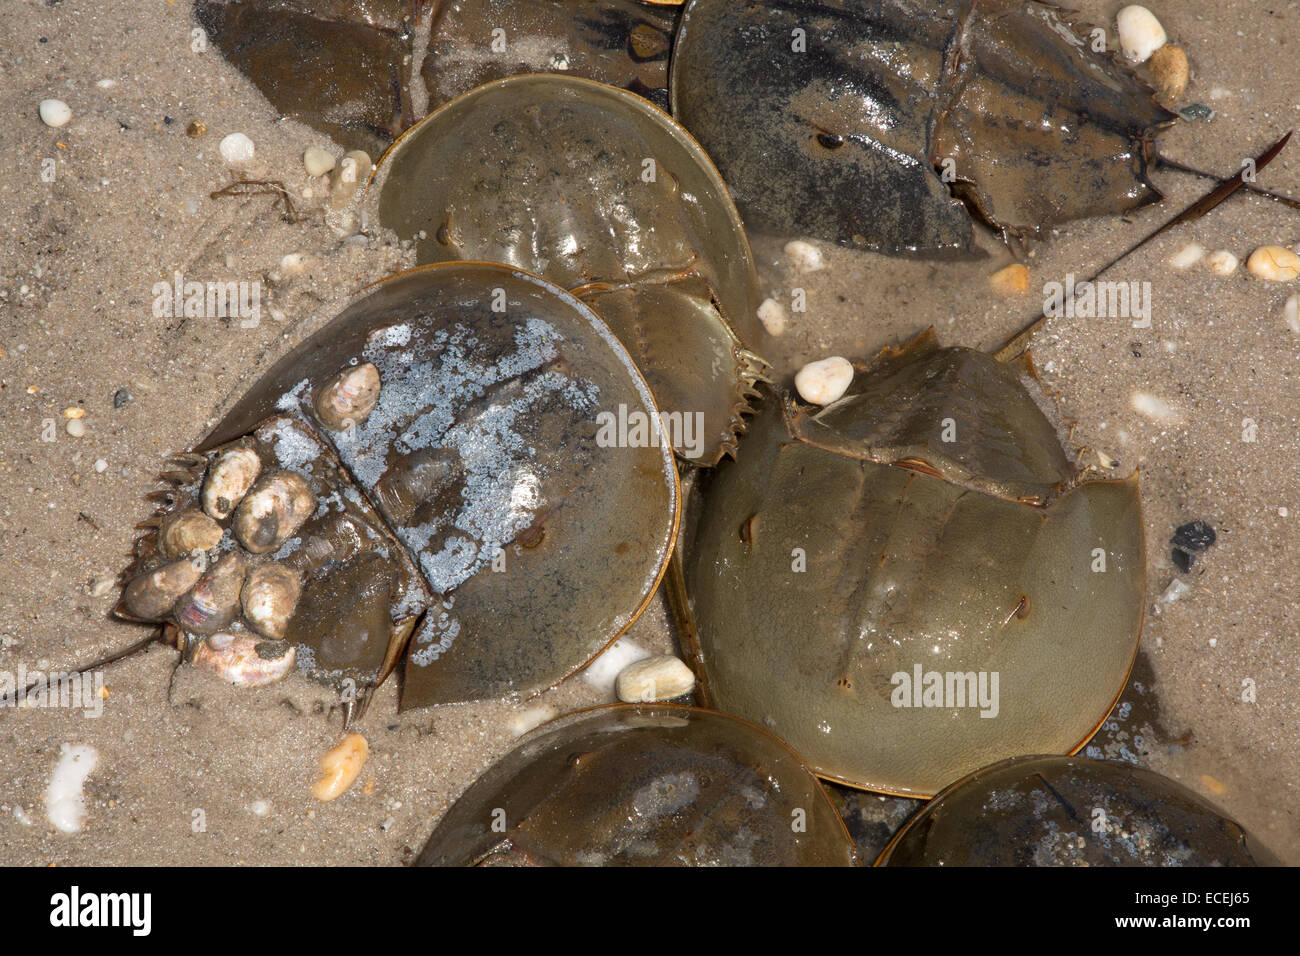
[[39, 99, 71, 128], [186, 120, 206, 138], [303, 147, 335, 177], [1284, 295, 1300, 334], [989, 262, 1029, 295], [113, 386, 132, 408], [312, 733, 368, 801], [1246, 246, 1300, 282], [615, 655, 696, 703], [1206, 249, 1238, 276], [1172, 519, 1216, 553], [65, 419, 86, 438], [582, 638, 651, 696], [279, 253, 307, 276], [1168, 243, 1205, 270], [1129, 390, 1181, 424], [1158, 577, 1192, 605], [1178, 103, 1214, 122], [218, 132, 255, 166], [1147, 45, 1188, 101], [93, 458, 107, 473], [783, 240, 825, 273], [794, 356, 854, 406], [248, 799, 272, 817], [63, 407, 84, 419], [757, 297, 787, 336], [1116, 5, 1166, 64], [95, 79, 116, 89], [89, 574, 115, 598]]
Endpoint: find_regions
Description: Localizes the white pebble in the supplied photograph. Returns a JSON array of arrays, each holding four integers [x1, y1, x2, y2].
[[45, 744, 99, 834], [65, 419, 86, 438], [1280, 507, 1289, 518], [582, 637, 651, 696], [95, 79, 116, 89], [1130, 390, 1182, 424], [507, 703, 558, 738], [1284, 295, 1300, 334], [616, 655, 696, 703], [218, 132, 255, 165], [93, 458, 107, 473], [280, 252, 307, 276], [247, 799, 272, 817], [1168, 243, 1205, 270], [783, 240, 825, 273], [303, 147, 335, 177], [1116, 5, 1167, 64], [757, 297, 787, 336], [1158, 578, 1192, 604], [1206, 249, 1238, 276], [39, 99, 72, 128], [795, 356, 854, 406]]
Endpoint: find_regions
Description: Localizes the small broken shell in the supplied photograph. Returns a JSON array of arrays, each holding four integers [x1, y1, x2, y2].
[[158, 508, 223, 559], [241, 563, 302, 639], [313, 362, 381, 431], [123, 556, 206, 620], [233, 471, 316, 554], [192, 632, 296, 687], [202, 446, 263, 520], [175, 552, 247, 634]]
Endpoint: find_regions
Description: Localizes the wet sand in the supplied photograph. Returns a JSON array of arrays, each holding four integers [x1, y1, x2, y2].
[[1, 0, 1297, 864]]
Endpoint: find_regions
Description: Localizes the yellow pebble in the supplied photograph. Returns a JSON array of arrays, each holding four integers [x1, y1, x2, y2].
[[1199, 774, 1228, 796], [989, 263, 1030, 296], [1246, 246, 1300, 282], [311, 732, 368, 801], [64, 407, 85, 419], [1148, 45, 1189, 101]]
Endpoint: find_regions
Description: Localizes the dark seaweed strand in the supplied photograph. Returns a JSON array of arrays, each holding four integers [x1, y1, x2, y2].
[[994, 129, 1294, 363]]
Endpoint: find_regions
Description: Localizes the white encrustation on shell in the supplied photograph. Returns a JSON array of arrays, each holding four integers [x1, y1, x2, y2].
[[44, 744, 98, 834], [313, 362, 381, 431], [202, 446, 262, 520], [158, 507, 223, 558], [123, 555, 206, 620], [241, 563, 301, 639], [303, 146, 336, 177], [191, 632, 296, 686], [1246, 246, 1300, 282], [233, 470, 315, 554], [1116, 6, 1167, 64], [615, 655, 697, 702], [312, 733, 368, 801], [38, 98, 72, 128], [794, 356, 854, 406]]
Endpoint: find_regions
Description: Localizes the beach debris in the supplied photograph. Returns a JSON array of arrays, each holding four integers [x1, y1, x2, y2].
[[312, 732, 368, 801], [1171, 519, 1216, 572]]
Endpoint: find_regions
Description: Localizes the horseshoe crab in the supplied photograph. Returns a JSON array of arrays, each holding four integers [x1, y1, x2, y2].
[[193, 0, 683, 155], [417, 704, 857, 866], [877, 755, 1280, 866], [368, 74, 767, 465], [670, 0, 1176, 254], [116, 262, 679, 715], [672, 329, 1145, 797]]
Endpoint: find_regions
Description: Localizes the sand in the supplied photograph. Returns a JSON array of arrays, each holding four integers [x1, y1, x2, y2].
[[1, 0, 1296, 865]]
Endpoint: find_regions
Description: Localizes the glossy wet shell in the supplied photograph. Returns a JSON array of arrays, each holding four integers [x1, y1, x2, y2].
[[369, 74, 766, 465], [679, 331, 1145, 797], [417, 704, 856, 866], [124, 263, 678, 711], [877, 755, 1281, 866], [670, 0, 1174, 254], [194, 0, 682, 155]]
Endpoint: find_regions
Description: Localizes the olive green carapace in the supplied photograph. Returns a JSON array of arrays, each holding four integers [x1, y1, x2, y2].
[[680, 331, 1145, 797], [193, 0, 682, 155], [670, 0, 1175, 255], [197, 263, 680, 710], [877, 755, 1281, 866], [417, 705, 857, 866], [369, 74, 767, 465]]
